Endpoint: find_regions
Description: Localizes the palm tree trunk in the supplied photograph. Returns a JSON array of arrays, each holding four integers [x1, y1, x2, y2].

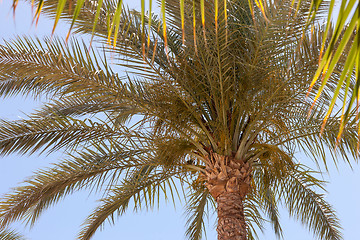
[[203, 152, 252, 240], [217, 192, 247, 240]]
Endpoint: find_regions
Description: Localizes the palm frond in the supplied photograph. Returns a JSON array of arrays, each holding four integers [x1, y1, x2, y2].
[[280, 167, 342, 240], [260, 188, 283, 238], [0, 229, 26, 240], [77, 168, 180, 240], [0, 141, 147, 227], [185, 185, 212, 240], [243, 195, 266, 240], [33, 97, 131, 119], [309, 0, 359, 140]]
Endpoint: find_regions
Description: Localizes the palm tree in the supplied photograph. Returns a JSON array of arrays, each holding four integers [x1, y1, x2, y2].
[[0, 0, 357, 239]]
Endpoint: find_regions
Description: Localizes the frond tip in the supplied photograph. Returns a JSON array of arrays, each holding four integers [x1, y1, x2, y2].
[[185, 186, 211, 240], [0, 229, 26, 240], [282, 169, 342, 240]]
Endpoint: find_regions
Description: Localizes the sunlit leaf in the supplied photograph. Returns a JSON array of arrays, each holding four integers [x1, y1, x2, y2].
[[66, 0, 85, 42], [52, 0, 67, 35]]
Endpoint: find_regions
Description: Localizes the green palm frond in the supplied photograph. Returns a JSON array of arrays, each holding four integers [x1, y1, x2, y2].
[[250, 156, 293, 239], [274, 105, 359, 169], [256, 23, 358, 168], [0, 229, 26, 240], [185, 185, 212, 240], [251, 163, 341, 240], [243, 195, 266, 240], [0, 140, 147, 228], [78, 168, 181, 240], [34, 97, 131, 118], [260, 188, 283, 238], [0, 116, 120, 155], [279, 167, 342, 240], [308, 0, 359, 140], [0, 36, 142, 121], [0, 37, 124, 99]]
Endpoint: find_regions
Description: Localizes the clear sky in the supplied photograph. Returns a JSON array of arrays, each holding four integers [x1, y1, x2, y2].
[[0, 1, 359, 240]]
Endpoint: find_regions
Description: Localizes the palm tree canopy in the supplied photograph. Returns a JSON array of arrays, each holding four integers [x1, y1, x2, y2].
[[0, 0, 357, 239], [11, 0, 359, 139]]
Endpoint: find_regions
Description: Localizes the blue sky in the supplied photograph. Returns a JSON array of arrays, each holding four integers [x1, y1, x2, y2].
[[0, 1, 359, 240]]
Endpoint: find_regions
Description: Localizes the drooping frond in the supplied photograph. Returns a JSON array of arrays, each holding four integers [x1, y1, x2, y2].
[[243, 194, 266, 240], [279, 167, 342, 240], [185, 184, 212, 240], [0, 37, 124, 99], [0, 140, 147, 228], [0, 229, 26, 240], [0, 116, 119, 155], [255, 23, 359, 168], [308, 0, 359, 140], [260, 188, 283, 238], [77, 167, 181, 240], [250, 150, 341, 240]]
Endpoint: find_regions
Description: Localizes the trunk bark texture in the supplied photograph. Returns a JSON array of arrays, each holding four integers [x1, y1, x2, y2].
[[203, 152, 252, 240], [217, 192, 247, 240]]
